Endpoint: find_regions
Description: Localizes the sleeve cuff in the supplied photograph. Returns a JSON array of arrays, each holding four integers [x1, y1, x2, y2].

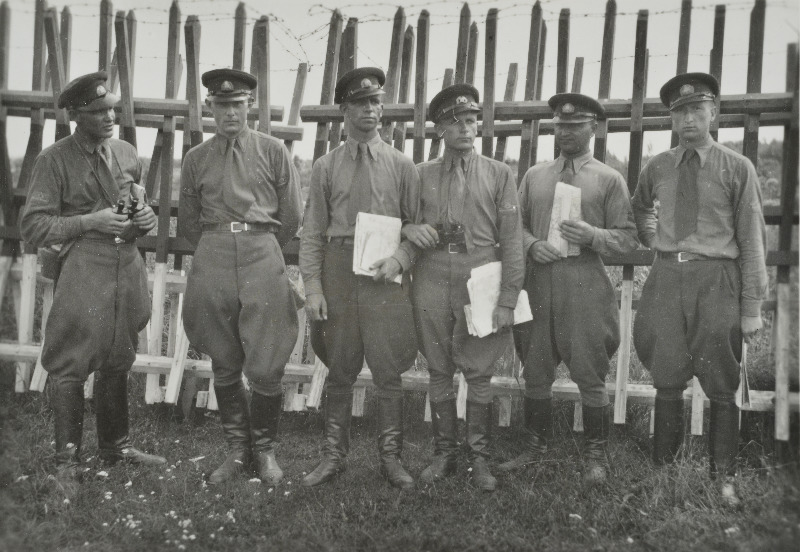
[[741, 299, 762, 318], [304, 280, 324, 296], [393, 247, 412, 273], [523, 235, 539, 258], [498, 290, 519, 310]]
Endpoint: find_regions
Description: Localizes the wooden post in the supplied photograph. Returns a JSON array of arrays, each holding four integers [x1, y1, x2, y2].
[[284, 63, 308, 153], [379, 7, 405, 144], [742, 0, 765, 167], [518, 1, 544, 182], [164, 294, 189, 405], [253, 16, 271, 135], [126, 10, 136, 82], [183, 15, 203, 156], [412, 10, 429, 164], [456, 372, 467, 420], [554, 8, 570, 158], [493, 64, 517, 162], [29, 282, 53, 392], [670, 0, 692, 148], [454, 3, 470, 85], [481, 9, 497, 157], [691, 377, 706, 435], [466, 22, 478, 86], [0, 1, 13, 315], [427, 69, 454, 160], [708, 5, 725, 141], [312, 10, 342, 163], [233, 2, 246, 70], [42, 8, 70, 141], [99, 0, 113, 71], [17, 0, 47, 193], [60, 7, 71, 82], [570, 58, 583, 93], [594, 0, 616, 162], [114, 10, 136, 147], [328, 17, 356, 149], [14, 253, 36, 391], [392, 25, 414, 152], [775, 42, 798, 442]]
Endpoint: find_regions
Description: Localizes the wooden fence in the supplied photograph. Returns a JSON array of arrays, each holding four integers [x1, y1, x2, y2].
[[0, 0, 797, 441]]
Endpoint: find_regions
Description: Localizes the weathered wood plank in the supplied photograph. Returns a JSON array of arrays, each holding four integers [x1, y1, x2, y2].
[[412, 10, 429, 164]]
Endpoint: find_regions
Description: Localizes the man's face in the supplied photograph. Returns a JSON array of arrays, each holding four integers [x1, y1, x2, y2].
[[438, 112, 478, 152], [670, 100, 716, 143], [208, 98, 251, 138], [554, 121, 596, 156], [73, 107, 116, 141], [341, 96, 383, 134]]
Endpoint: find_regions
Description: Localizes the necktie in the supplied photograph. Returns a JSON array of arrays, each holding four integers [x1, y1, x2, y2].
[[675, 149, 700, 241], [560, 158, 575, 185], [448, 157, 466, 223], [221, 137, 252, 214], [347, 142, 372, 226], [96, 144, 111, 171]]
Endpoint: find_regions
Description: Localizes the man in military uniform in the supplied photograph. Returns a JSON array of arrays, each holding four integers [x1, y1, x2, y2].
[[632, 73, 767, 506], [179, 68, 302, 486], [21, 71, 166, 495], [500, 93, 638, 486], [403, 84, 524, 492], [299, 67, 421, 489]]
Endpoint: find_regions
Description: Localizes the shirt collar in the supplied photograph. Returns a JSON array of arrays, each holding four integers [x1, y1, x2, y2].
[[443, 148, 476, 171], [216, 126, 251, 154], [345, 134, 383, 160], [675, 137, 714, 168], [556, 149, 593, 173], [72, 127, 108, 155]]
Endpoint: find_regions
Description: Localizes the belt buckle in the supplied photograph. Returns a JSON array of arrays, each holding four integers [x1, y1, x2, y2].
[[230, 222, 246, 233], [448, 243, 459, 254], [677, 252, 688, 262], [114, 236, 124, 244]]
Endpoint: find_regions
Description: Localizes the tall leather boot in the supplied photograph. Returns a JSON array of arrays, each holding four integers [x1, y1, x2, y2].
[[377, 396, 414, 489], [709, 400, 741, 508], [466, 401, 496, 492], [250, 392, 284, 485], [652, 392, 685, 465], [208, 381, 252, 485], [95, 372, 166, 466], [497, 397, 551, 472], [420, 399, 458, 484], [582, 404, 610, 486], [51, 380, 85, 498], [302, 392, 352, 487]]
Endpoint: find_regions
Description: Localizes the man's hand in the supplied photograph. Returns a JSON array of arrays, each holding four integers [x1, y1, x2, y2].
[[306, 293, 328, 321], [559, 220, 596, 246], [132, 204, 157, 233], [492, 306, 514, 333], [370, 257, 402, 282], [530, 240, 562, 264], [402, 223, 439, 249], [83, 207, 129, 235], [741, 315, 762, 345]]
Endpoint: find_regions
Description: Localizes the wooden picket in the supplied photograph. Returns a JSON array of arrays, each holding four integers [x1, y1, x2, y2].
[[0, 0, 797, 441]]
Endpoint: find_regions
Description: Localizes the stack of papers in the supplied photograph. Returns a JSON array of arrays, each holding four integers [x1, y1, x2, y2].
[[353, 212, 403, 284], [547, 182, 582, 257], [464, 261, 533, 338]]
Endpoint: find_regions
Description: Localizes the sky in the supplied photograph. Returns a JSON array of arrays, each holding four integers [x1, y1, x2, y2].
[[3, 0, 799, 164]]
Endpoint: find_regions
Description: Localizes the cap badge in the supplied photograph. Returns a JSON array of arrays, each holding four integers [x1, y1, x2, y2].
[[96, 85, 107, 97], [220, 81, 234, 93], [456, 96, 468, 105], [360, 78, 373, 89], [679, 84, 695, 97], [561, 103, 575, 114]]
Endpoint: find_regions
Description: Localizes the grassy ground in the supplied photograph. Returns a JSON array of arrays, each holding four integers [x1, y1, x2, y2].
[[1, 376, 799, 552]]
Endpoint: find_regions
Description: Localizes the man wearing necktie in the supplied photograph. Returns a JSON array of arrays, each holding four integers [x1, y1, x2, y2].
[[403, 84, 524, 492], [179, 69, 302, 486], [300, 67, 421, 489], [20, 71, 165, 497], [502, 93, 638, 486], [632, 73, 767, 507]]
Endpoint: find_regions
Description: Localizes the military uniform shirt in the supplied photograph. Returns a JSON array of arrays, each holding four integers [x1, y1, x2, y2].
[[632, 139, 768, 316]]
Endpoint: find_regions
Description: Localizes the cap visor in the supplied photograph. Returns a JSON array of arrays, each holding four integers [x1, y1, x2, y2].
[[78, 92, 120, 111], [553, 116, 595, 124], [669, 95, 714, 111], [342, 89, 385, 103], [207, 93, 252, 104]]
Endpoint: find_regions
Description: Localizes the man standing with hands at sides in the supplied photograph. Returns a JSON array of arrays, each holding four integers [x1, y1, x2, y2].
[[632, 73, 767, 506], [179, 69, 302, 486], [500, 94, 638, 486], [403, 84, 524, 492], [300, 67, 421, 489], [21, 71, 166, 496]]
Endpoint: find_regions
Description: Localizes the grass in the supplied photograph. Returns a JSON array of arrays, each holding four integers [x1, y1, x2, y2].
[[1, 374, 799, 552]]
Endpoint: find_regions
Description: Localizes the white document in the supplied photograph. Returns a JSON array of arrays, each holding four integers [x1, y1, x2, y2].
[[463, 261, 533, 338], [353, 212, 403, 284], [547, 182, 582, 257]]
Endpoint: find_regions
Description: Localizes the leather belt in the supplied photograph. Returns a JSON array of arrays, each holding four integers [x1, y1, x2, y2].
[[81, 232, 136, 245], [436, 242, 468, 254], [328, 236, 355, 245], [657, 251, 716, 262], [202, 222, 274, 233]]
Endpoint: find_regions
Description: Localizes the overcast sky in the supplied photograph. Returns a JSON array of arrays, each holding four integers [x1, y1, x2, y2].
[[4, 0, 799, 164]]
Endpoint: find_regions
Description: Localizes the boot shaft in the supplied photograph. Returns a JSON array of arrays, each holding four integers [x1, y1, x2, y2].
[[52, 381, 85, 466], [377, 396, 404, 460], [430, 399, 458, 456], [466, 401, 492, 461], [324, 392, 353, 459], [652, 396, 685, 465], [582, 405, 610, 461], [94, 372, 130, 452], [709, 400, 739, 478], [250, 392, 282, 453], [214, 381, 252, 451]]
